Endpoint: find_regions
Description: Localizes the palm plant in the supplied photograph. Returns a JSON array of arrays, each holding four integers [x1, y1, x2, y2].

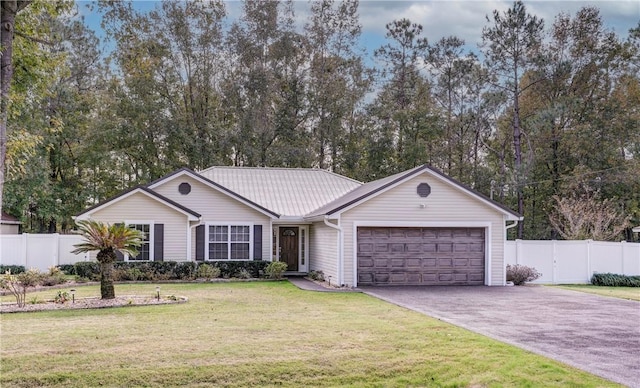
[[72, 220, 144, 299]]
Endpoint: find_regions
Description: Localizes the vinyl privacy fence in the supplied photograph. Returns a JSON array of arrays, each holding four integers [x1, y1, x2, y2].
[[505, 240, 640, 284], [2, 234, 640, 283], [0, 234, 87, 272]]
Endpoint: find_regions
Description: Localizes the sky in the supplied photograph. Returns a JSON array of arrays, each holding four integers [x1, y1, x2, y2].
[[77, 0, 640, 58]]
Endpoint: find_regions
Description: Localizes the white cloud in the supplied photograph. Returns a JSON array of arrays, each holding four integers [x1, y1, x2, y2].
[[355, 0, 637, 56]]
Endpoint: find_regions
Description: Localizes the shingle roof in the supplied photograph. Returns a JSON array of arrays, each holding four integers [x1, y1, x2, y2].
[[198, 167, 362, 217], [1, 212, 21, 224]]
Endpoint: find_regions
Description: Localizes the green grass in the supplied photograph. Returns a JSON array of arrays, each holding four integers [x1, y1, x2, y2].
[[551, 284, 640, 301], [1, 282, 619, 387]]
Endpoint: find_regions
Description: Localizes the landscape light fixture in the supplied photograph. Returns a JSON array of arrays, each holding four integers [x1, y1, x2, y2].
[[70, 289, 76, 304], [156, 286, 160, 301]]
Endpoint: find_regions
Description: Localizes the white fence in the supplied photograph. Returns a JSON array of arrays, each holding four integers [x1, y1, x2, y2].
[[2, 234, 640, 283], [505, 240, 640, 284], [0, 234, 87, 272]]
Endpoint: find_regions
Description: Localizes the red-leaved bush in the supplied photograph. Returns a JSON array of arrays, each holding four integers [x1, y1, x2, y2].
[[506, 264, 542, 285]]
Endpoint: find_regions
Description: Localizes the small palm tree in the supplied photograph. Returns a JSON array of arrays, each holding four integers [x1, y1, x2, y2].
[[72, 220, 144, 299]]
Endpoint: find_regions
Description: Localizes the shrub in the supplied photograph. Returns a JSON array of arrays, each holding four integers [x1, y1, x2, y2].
[[57, 264, 76, 275], [207, 261, 269, 278], [0, 265, 25, 274], [506, 264, 542, 286], [115, 262, 153, 281], [234, 268, 252, 279], [70, 260, 267, 281], [591, 273, 640, 287], [195, 264, 220, 280], [125, 267, 144, 281], [0, 268, 43, 307], [174, 262, 197, 280], [308, 270, 325, 281], [265, 261, 288, 280], [41, 266, 68, 286], [74, 262, 100, 280], [54, 291, 70, 304]]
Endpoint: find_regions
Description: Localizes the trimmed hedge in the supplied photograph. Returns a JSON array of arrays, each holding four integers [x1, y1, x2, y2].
[[591, 273, 640, 287], [57, 264, 76, 275], [0, 265, 25, 274], [69, 260, 269, 281], [212, 261, 268, 278]]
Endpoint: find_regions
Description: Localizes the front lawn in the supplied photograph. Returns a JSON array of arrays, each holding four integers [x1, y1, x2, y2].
[[1, 282, 618, 387], [551, 284, 640, 301]]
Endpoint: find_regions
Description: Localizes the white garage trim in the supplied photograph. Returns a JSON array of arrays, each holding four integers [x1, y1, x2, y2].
[[352, 221, 493, 287]]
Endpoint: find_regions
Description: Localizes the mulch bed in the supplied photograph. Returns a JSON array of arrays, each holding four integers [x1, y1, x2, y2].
[[1, 295, 187, 313]]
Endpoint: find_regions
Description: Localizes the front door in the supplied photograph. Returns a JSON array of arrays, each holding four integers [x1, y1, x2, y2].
[[280, 227, 299, 271]]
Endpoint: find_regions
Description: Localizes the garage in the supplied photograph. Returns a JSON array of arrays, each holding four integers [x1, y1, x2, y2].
[[357, 227, 485, 286]]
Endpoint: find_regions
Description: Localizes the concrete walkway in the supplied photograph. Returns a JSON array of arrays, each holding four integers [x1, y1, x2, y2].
[[287, 277, 358, 292], [360, 285, 640, 387]]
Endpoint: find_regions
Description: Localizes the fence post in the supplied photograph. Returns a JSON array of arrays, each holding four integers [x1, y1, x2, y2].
[[620, 241, 625, 275], [515, 239, 521, 265], [552, 240, 557, 284], [53, 233, 60, 268], [586, 239, 592, 282], [21, 233, 28, 268]]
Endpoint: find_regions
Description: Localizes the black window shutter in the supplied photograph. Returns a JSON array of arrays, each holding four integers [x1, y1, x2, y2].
[[196, 225, 205, 261], [154, 224, 164, 262], [253, 225, 262, 260], [115, 223, 125, 261]]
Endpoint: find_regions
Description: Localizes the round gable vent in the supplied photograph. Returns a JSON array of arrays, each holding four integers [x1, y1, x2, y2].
[[178, 182, 192, 195], [417, 183, 431, 198]]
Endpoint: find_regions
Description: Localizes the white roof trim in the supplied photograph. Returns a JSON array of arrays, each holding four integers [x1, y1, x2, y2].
[[327, 167, 522, 221], [148, 169, 280, 219], [425, 170, 523, 221], [76, 188, 200, 222], [0, 220, 21, 225]]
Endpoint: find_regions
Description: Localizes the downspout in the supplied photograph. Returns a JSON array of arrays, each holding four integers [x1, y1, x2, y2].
[[324, 215, 343, 286], [504, 219, 520, 285]]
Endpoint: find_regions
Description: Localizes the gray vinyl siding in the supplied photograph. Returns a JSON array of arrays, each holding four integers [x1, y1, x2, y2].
[[309, 222, 338, 281], [91, 192, 188, 261], [341, 173, 507, 286], [152, 175, 272, 260]]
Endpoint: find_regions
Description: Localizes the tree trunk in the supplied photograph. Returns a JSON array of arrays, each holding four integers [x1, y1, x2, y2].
[[99, 261, 116, 299], [97, 249, 117, 299], [0, 0, 31, 218], [513, 78, 524, 239]]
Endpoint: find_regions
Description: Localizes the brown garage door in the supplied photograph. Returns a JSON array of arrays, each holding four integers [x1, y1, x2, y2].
[[357, 227, 485, 286]]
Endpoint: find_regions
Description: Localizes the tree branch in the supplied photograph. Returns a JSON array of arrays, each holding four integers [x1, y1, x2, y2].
[[13, 30, 53, 46]]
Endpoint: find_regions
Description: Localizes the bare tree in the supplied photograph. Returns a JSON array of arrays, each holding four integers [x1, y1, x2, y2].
[[549, 191, 630, 241]]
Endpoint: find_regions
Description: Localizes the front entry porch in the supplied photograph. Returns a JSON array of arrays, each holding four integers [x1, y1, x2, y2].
[[273, 225, 309, 273]]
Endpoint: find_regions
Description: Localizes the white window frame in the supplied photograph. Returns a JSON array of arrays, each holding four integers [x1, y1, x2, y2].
[[205, 222, 253, 261], [125, 220, 154, 262]]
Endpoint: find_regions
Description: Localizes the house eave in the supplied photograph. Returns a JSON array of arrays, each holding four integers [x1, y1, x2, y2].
[[75, 186, 201, 221], [273, 216, 310, 224], [147, 168, 281, 219]]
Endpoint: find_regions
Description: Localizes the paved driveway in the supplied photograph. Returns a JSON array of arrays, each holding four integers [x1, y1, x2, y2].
[[359, 286, 640, 387]]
